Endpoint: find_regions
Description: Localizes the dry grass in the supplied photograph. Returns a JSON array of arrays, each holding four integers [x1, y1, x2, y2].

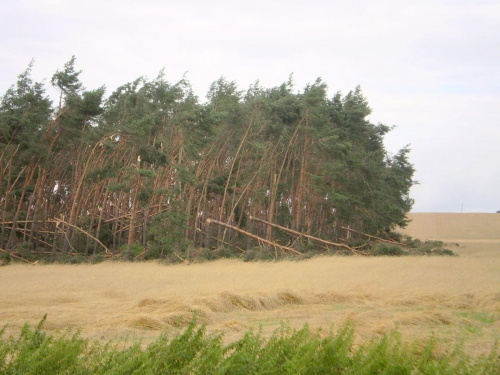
[[1, 213, 500, 355]]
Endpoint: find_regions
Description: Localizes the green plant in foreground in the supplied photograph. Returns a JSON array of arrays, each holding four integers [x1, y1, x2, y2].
[[0, 315, 87, 374], [1, 317, 499, 374]]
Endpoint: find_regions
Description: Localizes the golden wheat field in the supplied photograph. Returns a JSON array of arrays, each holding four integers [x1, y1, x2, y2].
[[1, 213, 500, 355]]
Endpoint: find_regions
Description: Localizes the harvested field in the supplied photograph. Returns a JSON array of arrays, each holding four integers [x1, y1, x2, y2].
[[401, 212, 500, 242], [1, 213, 499, 356]]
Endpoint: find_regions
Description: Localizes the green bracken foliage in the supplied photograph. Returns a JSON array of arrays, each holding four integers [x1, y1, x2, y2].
[[0, 318, 499, 374]]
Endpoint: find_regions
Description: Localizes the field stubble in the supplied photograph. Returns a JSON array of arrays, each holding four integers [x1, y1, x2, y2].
[[1, 213, 499, 356]]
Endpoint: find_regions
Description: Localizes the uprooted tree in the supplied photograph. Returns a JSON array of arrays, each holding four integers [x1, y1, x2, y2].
[[0, 58, 416, 261]]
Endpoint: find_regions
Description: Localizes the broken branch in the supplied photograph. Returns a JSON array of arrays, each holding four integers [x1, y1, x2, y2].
[[206, 218, 302, 256], [0, 248, 38, 265], [250, 216, 361, 255]]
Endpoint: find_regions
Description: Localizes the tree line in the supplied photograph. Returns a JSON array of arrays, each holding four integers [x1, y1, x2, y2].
[[0, 57, 416, 261]]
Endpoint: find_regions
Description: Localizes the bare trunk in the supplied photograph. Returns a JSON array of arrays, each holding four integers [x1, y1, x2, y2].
[[28, 167, 47, 251], [93, 188, 108, 255], [267, 171, 277, 241], [125, 156, 141, 261], [7, 166, 36, 249]]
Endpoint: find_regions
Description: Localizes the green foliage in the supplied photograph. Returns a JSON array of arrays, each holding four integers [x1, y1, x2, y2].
[[107, 182, 128, 192], [139, 145, 169, 166], [431, 248, 456, 256], [1, 317, 499, 374], [212, 247, 237, 259], [137, 169, 156, 178], [175, 166, 195, 185], [0, 251, 11, 265], [401, 235, 457, 256], [0, 315, 87, 374], [147, 208, 188, 258], [120, 243, 144, 259], [243, 246, 276, 262], [85, 165, 117, 183], [372, 243, 408, 256], [51, 56, 82, 98], [0, 60, 52, 151], [189, 247, 215, 262]]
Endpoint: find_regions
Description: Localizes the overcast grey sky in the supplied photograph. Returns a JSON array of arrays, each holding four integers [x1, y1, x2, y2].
[[1, 0, 499, 212]]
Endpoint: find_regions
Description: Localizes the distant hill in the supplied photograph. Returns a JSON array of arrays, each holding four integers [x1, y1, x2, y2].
[[399, 213, 500, 241]]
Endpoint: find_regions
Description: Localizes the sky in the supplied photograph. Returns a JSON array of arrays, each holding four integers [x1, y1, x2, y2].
[[1, 0, 499, 213]]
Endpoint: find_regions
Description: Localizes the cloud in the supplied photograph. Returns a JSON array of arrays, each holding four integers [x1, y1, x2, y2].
[[2, 0, 499, 212]]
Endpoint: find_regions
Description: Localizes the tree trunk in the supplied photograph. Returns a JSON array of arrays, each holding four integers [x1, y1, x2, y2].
[[93, 188, 108, 255], [7, 165, 36, 249], [125, 156, 141, 261], [28, 167, 47, 251]]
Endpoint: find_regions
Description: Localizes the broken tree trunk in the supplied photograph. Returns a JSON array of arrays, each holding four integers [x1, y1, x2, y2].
[[0, 247, 38, 265], [250, 216, 362, 255], [206, 218, 302, 256]]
